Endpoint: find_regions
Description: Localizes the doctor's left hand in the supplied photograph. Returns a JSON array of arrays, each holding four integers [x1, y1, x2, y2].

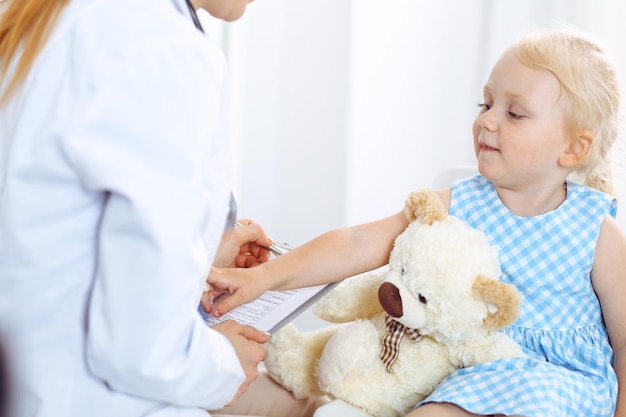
[[212, 219, 274, 268], [202, 266, 267, 318], [210, 320, 270, 407]]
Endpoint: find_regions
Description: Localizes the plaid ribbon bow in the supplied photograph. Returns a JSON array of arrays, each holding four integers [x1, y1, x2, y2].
[[379, 314, 422, 372]]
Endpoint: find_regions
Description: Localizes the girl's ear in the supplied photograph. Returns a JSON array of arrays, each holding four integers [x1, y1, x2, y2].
[[559, 131, 593, 168]]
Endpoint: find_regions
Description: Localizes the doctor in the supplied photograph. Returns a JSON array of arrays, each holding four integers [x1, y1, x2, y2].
[[0, 0, 321, 416]]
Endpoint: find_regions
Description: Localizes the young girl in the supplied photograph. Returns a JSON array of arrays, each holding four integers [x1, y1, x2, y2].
[[206, 31, 626, 416]]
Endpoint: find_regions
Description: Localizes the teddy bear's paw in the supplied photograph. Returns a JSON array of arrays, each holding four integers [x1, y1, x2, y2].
[[317, 320, 388, 393], [453, 332, 525, 368], [264, 324, 338, 399], [264, 324, 317, 398], [314, 272, 386, 322]]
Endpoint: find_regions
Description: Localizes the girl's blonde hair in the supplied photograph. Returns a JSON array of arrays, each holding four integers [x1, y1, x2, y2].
[[0, 0, 69, 104], [512, 31, 621, 195]]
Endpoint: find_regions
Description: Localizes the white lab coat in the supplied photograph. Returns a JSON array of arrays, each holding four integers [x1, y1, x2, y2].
[[0, 0, 245, 416]]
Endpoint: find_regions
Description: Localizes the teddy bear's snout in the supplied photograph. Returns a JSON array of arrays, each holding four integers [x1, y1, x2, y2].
[[378, 282, 403, 318]]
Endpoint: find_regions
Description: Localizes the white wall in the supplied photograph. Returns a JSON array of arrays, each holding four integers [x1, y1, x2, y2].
[[203, 0, 626, 330], [218, 1, 352, 247]]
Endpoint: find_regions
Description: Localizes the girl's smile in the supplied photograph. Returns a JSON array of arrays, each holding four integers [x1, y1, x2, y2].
[[477, 142, 499, 152]]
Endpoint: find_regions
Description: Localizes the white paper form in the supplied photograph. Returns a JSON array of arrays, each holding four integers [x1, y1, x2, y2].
[[202, 283, 338, 334]]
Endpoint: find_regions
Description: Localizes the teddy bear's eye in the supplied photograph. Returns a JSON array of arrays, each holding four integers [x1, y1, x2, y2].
[[418, 293, 427, 304], [401, 267, 406, 275]]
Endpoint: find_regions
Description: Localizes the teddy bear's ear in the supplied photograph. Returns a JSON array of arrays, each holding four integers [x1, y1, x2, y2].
[[472, 275, 522, 330], [404, 189, 447, 224]]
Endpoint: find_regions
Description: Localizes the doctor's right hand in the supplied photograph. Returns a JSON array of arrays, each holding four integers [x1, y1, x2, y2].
[[210, 320, 270, 407], [213, 219, 274, 269]]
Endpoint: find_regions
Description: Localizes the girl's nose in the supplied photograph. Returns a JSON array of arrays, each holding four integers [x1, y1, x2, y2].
[[476, 109, 497, 132]]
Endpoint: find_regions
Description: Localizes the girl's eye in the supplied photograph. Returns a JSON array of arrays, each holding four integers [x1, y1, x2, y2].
[[507, 110, 524, 119], [477, 102, 491, 112]]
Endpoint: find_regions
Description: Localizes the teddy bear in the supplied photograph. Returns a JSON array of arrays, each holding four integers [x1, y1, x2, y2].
[[263, 189, 526, 417]]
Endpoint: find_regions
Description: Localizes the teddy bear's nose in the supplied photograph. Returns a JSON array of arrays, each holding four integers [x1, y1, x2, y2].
[[378, 282, 403, 318]]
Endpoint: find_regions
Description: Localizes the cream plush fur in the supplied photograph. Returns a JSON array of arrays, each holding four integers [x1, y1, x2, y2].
[[264, 189, 525, 417]]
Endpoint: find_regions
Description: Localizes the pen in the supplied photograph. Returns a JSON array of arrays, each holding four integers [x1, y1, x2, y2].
[[234, 221, 292, 256]]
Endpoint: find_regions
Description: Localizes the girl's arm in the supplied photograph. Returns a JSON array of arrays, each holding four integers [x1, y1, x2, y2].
[[205, 188, 452, 318], [591, 215, 626, 417], [205, 210, 410, 317]]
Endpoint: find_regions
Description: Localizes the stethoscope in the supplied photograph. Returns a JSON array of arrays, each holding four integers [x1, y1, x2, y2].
[[183, 0, 240, 232]]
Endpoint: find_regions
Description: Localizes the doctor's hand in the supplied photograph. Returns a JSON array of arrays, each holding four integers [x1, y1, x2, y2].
[[210, 320, 270, 407], [201, 266, 269, 317], [213, 219, 274, 268]]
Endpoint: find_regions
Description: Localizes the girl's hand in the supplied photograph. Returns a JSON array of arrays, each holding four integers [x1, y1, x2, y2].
[[213, 219, 274, 268], [201, 266, 269, 317]]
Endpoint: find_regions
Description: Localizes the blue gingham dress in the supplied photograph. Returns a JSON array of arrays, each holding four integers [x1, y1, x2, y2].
[[419, 175, 618, 417]]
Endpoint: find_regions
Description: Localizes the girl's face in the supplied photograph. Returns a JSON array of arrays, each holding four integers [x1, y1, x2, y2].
[[194, 0, 253, 22], [472, 51, 571, 190]]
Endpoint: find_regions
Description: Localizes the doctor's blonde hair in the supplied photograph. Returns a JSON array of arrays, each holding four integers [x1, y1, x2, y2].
[[0, 0, 69, 104]]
